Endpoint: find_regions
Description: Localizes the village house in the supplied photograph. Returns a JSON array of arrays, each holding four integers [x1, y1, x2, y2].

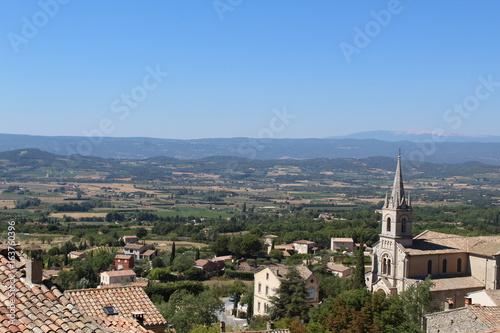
[[326, 262, 352, 278], [123, 235, 139, 244], [293, 240, 316, 254], [124, 244, 147, 259], [466, 289, 500, 307], [100, 269, 136, 285], [424, 304, 500, 333], [115, 254, 135, 270], [0, 248, 160, 332], [331, 237, 355, 253], [264, 234, 279, 253], [68, 251, 86, 259], [66, 285, 168, 333], [368, 154, 500, 308], [253, 265, 320, 316]]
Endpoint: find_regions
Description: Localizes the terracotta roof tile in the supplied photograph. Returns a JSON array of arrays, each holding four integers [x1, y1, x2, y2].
[[0, 253, 146, 332], [65, 286, 167, 329]]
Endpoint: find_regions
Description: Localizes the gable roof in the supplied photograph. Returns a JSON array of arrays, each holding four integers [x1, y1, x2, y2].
[[0, 255, 112, 332], [65, 286, 167, 329], [407, 230, 500, 256], [101, 270, 136, 278]]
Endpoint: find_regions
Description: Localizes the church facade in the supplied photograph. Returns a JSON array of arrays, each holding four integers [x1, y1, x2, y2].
[[368, 155, 500, 307]]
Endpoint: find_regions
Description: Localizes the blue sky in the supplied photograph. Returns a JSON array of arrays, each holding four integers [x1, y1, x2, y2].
[[1, 0, 500, 139]]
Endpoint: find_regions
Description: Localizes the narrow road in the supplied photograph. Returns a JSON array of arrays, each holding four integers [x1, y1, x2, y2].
[[217, 297, 248, 330]]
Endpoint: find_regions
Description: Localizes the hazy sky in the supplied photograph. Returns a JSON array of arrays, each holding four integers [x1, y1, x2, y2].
[[1, 0, 500, 139]]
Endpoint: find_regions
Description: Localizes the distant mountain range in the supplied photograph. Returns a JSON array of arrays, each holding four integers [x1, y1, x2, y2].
[[1, 132, 500, 165], [329, 130, 500, 143]]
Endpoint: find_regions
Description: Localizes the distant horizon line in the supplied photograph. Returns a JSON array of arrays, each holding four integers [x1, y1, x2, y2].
[[0, 130, 498, 141]]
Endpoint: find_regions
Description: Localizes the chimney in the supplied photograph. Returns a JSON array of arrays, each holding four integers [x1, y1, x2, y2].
[[131, 311, 145, 326], [465, 297, 472, 306], [25, 248, 43, 285], [445, 298, 454, 310], [267, 322, 275, 331], [220, 321, 226, 333]]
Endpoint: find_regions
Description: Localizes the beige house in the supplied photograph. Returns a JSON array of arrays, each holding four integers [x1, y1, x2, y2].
[[326, 262, 352, 277], [292, 240, 315, 254], [368, 155, 500, 308], [331, 238, 355, 252], [253, 265, 319, 316], [467, 289, 500, 307], [100, 270, 136, 285]]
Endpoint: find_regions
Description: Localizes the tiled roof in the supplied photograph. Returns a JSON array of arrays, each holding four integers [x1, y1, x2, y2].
[[115, 255, 133, 260], [326, 262, 351, 272], [65, 286, 167, 328], [408, 231, 500, 256], [0, 255, 111, 333], [332, 238, 354, 243], [407, 276, 484, 291], [264, 235, 279, 238], [293, 240, 315, 245], [124, 244, 146, 251], [101, 270, 136, 278], [141, 250, 156, 257], [468, 306, 500, 329]]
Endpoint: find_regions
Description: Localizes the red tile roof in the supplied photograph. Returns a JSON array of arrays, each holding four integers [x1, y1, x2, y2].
[[101, 270, 136, 278], [0, 255, 109, 332], [65, 286, 167, 329]]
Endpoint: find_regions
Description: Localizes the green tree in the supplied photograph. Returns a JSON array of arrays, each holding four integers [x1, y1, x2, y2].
[[353, 241, 366, 290], [136, 227, 148, 239], [399, 277, 437, 329], [170, 241, 176, 263], [269, 267, 310, 321], [160, 289, 224, 333]]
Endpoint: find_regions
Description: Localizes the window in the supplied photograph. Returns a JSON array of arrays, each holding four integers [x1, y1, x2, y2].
[[257, 302, 261, 312], [382, 258, 387, 274], [103, 306, 118, 315], [265, 286, 269, 296], [309, 288, 315, 299], [401, 218, 407, 233], [266, 273, 269, 280], [442, 259, 448, 273], [386, 217, 391, 232], [457, 258, 462, 272], [387, 259, 391, 275], [258, 283, 261, 293], [427, 260, 433, 275]]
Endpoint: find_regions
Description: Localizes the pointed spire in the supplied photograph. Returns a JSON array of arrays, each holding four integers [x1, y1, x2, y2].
[[390, 152, 406, 208]]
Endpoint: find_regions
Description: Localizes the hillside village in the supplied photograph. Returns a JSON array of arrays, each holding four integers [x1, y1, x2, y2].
[[1, 156, 500, 333]]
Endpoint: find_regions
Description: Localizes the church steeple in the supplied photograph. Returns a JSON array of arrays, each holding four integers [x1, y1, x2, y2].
[[388, 153, 408, 209]]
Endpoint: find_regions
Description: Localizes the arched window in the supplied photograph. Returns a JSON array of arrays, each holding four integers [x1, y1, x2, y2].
[[387, 259, 391, 275], [386, 217, 391, 232], [442, 259, 448, 273], [427, 260, 433, 275], [401, 218, 407, 233], [382, 258, 387, 274], [457, 258, 462, 272]]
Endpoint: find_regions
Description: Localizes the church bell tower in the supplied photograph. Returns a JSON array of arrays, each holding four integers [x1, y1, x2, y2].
[[380, 153, 413, 247]]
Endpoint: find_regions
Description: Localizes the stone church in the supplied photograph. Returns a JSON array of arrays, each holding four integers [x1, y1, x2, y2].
[[368, 155, 500, 307]]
